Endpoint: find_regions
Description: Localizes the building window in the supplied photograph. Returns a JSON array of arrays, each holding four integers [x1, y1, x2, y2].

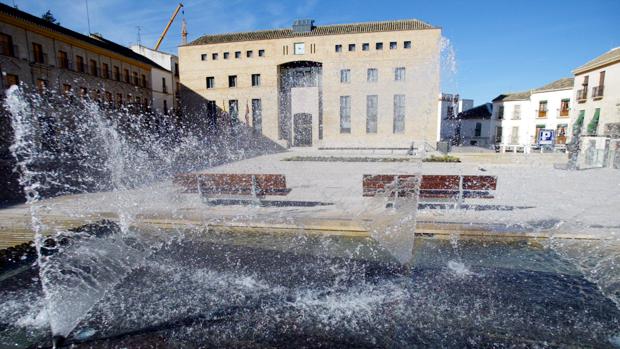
[[229, 100, 239, 120], [113, 66, 120, 80], [538, 100, 548, 118], [32, 43, 44, 63], [76, 55, 85, 73], [80, 87, 88, 97], [393, 94, 406, 133], [340, 96, 351, 134], [90, 59, 98, 76], [212, 53, 218, 60], [404, 41, 412, 49], [105, 91, 112, 103], [498, 105, 504, 119], [362, 43, 369, 51], [366, 95, 378, 134], [376, 42, 383, 50], [258, 49, 265, 57], [560, 99, 570, 117], [116, 93, 123, 107], [201, 54, 207, 61], [102, 63, 109, 78], [0, 33, 14, 57], [133, 71, 139, 85], [335, 44, 342, 52], [394, 67, 406, 81], [206, 76, 215, 89], [35, 79, 47, 91], [340, 69, 351, 83], [389, 41, 397, 50], [228, 75, 237, 88], [252, 98, 262, 133], [162, 77, 168, 93], [247, 50, 254, 58], [223, 52, 229, 59], [174, 63, 179, 77], [512, 104, 521, 120], [475, 122, 482, 137], [348, 44, 356, 52], [5, 74, 18, 88], [367, 68, 378, 82], [163, 100, 168, 115], [293, 43, 304, 55], [235, 51, 241, 59], [141, 74, 147, 88], [251, 74, 261, 87], [124, 69, 130, 83], [58, 51, 68, 69]]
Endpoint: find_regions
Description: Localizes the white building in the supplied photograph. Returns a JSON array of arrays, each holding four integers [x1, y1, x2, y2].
[[455, 103, 497, 147], [438, 93, 474, 143], [130, 45, 180, 115], [493, 78, 574, 148]]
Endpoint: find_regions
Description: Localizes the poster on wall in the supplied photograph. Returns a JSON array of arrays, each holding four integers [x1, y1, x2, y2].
[[538, 129, 555, 145]]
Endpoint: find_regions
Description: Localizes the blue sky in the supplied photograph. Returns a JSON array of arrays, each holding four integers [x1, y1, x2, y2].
[[6, 0, 620, 104]]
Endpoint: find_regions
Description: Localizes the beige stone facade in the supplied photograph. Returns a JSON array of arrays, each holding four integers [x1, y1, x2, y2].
[[179, 19, 441, 148]]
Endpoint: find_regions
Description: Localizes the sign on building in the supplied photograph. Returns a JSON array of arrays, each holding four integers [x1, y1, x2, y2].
[[538, 129, 555, 145]]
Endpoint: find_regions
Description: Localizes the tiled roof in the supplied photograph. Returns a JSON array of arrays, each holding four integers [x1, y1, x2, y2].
[[532, 77, 574, 92], [188, 19, 437, 46], [0, 3, 161, 68], [492, 91, 531, 102], [573, 47, 620, 74]]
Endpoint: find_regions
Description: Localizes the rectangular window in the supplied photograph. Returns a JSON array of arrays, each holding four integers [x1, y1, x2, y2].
[[114, 66, 120, 81], [102, 63, 109, 78], [366, 95, 378, 134], [390, 41, 397, 50], [206, 76, 215, 89], [35, 79, 47, 91], [223, 52, 229, 59], [174, 63, 179, 77], [560, 99, 570, 117], [246, 50, 253, 58], [212, 53, 218, 60], [58, 51, 68, 69], [404, 41, 412, 49], [228, 75, 237, 88], [340, 96, 351, 134], [32, 43, 44, 63], [162, 77, 167, 93], [376, 42, 383, 50], [335, 44, 342, 52], [513, 104, 521, 119], [252, 98, 262, 133], [252, 74, 261, 87], [258, 49, 265, 57], [80, 87, 87, 97], [599, 71, 606, 86], [475, 122, 482, 137], [348, 44, 356, 52], [124, 69, 130, 83], [395, 67, 406, 81], [498, 105, 504, 119], [62, 84, 71, 95], [538, 100, 548, 118], [235, 51, 241, 59], [5, 74, 18, 88], [201, 53, 207, 61], [229, 100, 239, 120], [141, 74, 147, 88], [0, 33, 14, 57], [340, 69, 351, 83], [90, 59, 98, 76], [76, 55, 84, 73], [367, 68, 378, 82], [362, 43, 369, 51], [393, 94, 406, 133], [133, 71, 139, 85], [116, 93, 123, 107]]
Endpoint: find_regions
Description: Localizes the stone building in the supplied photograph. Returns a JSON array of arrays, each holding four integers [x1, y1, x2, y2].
[[131, 45, 180, 116], [178, 19, 441, 149]]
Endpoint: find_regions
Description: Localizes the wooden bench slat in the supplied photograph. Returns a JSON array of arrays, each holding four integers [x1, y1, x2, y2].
[[174, 173, 290, 196]]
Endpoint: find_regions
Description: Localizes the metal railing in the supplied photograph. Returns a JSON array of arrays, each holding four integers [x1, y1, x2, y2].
[[537, 109, 547, 118], [576, 89, 587, 101], [592, 85, 604, 99]]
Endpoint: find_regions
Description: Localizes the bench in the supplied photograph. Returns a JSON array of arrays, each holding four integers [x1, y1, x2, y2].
[[173, 173, 291, 205], [362, 174, 497, 208]]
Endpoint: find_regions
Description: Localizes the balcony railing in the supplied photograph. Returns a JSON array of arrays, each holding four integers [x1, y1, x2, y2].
[[559, 108, 569, 117], [537, 109, 547, 118], [592, 85, 604, 99], [577, 89, 587, 102]]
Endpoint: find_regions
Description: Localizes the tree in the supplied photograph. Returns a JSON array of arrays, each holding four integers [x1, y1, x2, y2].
[[41, 10, 59, 25]]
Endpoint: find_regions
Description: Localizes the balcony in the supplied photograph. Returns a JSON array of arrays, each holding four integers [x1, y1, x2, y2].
[[537, 109, 547, 118], [576, 89, 587, 102], [559, 108, 570, 117], [592, 85, 604, 100]]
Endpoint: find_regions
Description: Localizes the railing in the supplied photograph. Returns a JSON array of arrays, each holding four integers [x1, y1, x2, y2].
[[592, 85, 604, 99], [537, 109, 547, 118], [576, 89, 587, 102], [559, 108, 569, 117]]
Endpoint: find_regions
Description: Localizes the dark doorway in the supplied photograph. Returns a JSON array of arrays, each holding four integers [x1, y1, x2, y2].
[[293, 113, 312, 146]]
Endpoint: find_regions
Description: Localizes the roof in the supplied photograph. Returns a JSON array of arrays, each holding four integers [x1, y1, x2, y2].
[[532, 78, 574, 92], [492, 91, 531, 102], [573, 47, 620, 75], [188, 19, 437, 46], [0, 3, 161, 69], [457, 103, 492, 120]]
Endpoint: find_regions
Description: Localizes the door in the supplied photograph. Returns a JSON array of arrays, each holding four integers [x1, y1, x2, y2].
[[510, 126, 519, 144], [293, 113, 312, 146], [556, 124, 568, 144], [495, 126, 503, 144]]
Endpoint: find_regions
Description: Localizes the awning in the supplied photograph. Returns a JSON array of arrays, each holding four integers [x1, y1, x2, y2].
[[587, 108, 600, 135]]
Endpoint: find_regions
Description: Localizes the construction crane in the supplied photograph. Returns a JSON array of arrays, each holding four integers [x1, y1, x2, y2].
[[153, 3, 183, 51]]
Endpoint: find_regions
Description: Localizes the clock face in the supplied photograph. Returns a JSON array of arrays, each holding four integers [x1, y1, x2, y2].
[[294, 43, 305, 55]]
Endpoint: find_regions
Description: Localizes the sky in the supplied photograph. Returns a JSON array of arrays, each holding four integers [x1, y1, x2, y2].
[[5, 0, 620, 104]]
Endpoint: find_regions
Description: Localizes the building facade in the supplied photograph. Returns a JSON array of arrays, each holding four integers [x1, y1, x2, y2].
[[179, 19, 441, 148], [437, 93, 474, 144], [455, 103, 496, 147], [131, 45, 180, 115]]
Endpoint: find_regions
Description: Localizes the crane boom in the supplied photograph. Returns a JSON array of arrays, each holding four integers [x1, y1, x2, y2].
[[153, 3, 183, 51]]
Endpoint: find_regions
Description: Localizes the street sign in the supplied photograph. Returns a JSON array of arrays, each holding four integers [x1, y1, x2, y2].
[[538, 129, 555, 145]]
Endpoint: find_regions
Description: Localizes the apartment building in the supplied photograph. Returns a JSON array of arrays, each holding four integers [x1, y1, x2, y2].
[[178, 19, 441, 148], [493, 78, 574, 147], [131, 45, 180, 115]]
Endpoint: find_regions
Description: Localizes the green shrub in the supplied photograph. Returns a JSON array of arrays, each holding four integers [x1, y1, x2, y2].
[[422, 155, 461, 163]]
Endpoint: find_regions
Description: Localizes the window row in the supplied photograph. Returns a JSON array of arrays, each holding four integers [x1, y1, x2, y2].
[[340, 67, 406, 83], [201, 49, 265, 61], [206, 74, 261, 88], [0, 32, 149, 88], [339, 94, 406, 134], [335, 40, 412, 53], [207, 99, 263, 133]]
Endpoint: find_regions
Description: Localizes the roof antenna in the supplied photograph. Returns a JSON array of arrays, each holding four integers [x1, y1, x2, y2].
[[85, 0, 92, 34]]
